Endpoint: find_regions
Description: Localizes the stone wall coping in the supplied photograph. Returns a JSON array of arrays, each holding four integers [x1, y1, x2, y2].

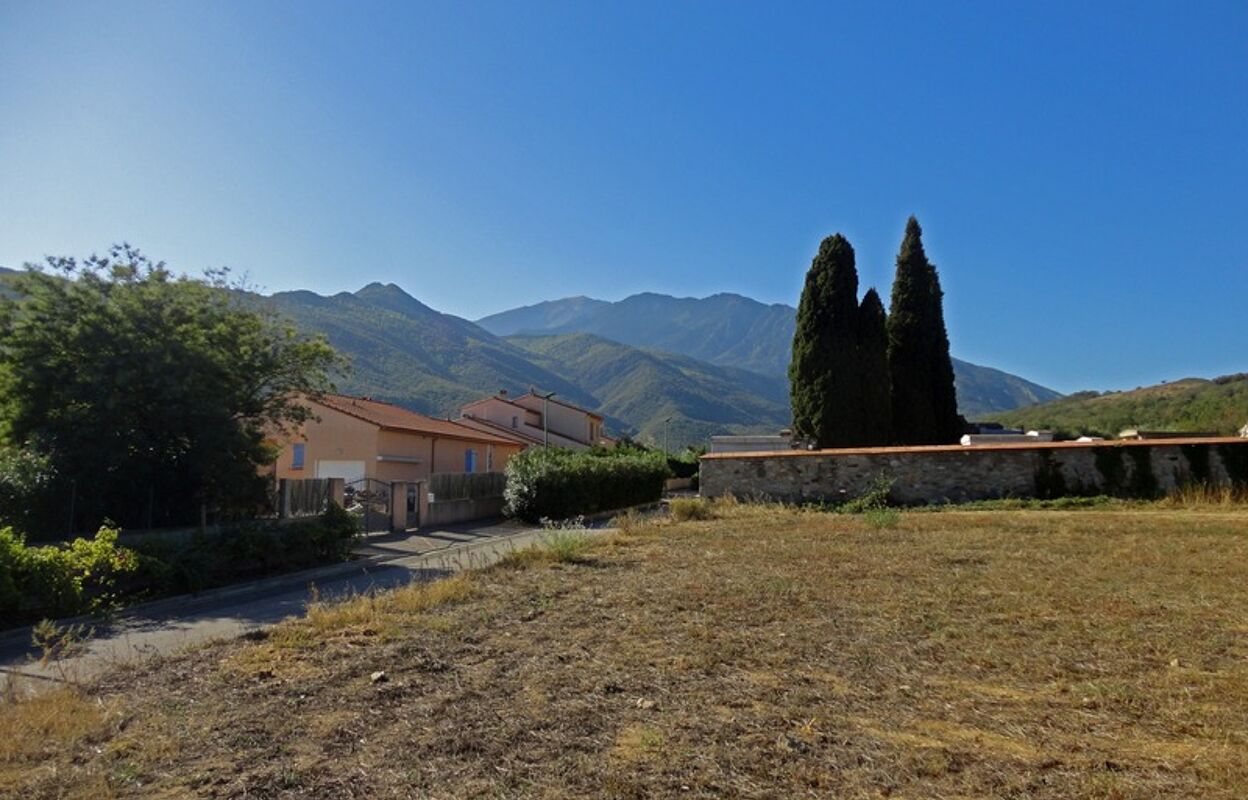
[[700, 436, 1248, 461]]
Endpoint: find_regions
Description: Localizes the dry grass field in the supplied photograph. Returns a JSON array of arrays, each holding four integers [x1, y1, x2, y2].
[[3, 500, 1248, 798]]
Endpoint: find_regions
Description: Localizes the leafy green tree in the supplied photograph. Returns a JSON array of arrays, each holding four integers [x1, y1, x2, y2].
[[789, 234, 863, 448], [856, 288, 892, 445], [886, 217, 961, 444], [0, 245, 341, 535]]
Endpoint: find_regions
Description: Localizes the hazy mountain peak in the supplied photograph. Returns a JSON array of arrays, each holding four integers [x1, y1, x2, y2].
[[354, 282, 435, 317]]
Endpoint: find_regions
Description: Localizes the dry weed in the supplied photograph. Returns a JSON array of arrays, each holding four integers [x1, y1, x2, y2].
[[6, 504, 1248, 798]]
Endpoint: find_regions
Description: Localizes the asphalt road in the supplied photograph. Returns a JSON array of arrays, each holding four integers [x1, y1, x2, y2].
[[0, 519, 557, 691]]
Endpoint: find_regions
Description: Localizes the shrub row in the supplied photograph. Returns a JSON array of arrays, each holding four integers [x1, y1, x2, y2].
[[504, 447, 670, 522], [0, 504, 359, 627]]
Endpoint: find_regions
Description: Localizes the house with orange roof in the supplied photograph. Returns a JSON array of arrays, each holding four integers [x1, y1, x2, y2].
[[273, 394, 524, 485], [458, 389, 612, 451]]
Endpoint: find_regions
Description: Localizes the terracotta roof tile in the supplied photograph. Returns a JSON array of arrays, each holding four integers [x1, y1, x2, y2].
[[454, 416, 543, 445], [313, 394, 516, 445]]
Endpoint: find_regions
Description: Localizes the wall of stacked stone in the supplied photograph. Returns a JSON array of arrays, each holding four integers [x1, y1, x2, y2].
[[698, 438, 1248, 505]]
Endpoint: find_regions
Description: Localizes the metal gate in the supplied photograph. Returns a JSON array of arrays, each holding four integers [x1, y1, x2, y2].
[[406, 482, 421, 529], [345, 478, 391, 533]]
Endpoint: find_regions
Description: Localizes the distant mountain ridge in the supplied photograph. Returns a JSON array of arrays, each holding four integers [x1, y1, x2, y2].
[[262, 283, 794, 447], [507, 333, 791, 446], [478, 292, 1062, 419], [479, 291, 795, 378]]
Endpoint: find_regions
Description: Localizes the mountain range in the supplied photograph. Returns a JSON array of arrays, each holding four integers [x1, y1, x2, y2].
[[260, 284, 1060, 448], [477, 293, 1061, 420]]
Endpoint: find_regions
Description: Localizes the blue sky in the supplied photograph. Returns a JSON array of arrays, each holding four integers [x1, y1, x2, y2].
[[2, 1, 1245, 393]]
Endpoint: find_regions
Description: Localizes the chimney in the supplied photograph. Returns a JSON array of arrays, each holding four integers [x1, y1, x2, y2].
[[498, 389, 508, 398]]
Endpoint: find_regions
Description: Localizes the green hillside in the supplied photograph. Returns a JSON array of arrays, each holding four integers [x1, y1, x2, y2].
[[506, 333, 790, 447], [991, 375, 1248, 437], [263, 284, 595, 416]]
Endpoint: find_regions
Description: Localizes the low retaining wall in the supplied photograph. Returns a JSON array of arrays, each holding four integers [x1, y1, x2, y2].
[[424, 496, 506, 526], [700, 437, 1248, 505]]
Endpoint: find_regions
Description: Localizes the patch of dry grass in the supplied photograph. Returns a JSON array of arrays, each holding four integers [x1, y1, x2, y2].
[[1161, 482, 1248, 508], [669, 496, 713, 521], [304, 571, 475, 633], [5, 504, 1248, 798], [0, 685, 118, 797]]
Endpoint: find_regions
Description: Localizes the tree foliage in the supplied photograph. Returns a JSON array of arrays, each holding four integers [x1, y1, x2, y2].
[[856, 289, 892, 445], [886, 217, 961, 445], [790, 234, 865, 448], [0, 245, 341, 535]]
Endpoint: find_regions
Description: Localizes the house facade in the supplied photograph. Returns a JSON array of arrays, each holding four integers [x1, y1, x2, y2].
[[458, 390, 611, 451], [273, 394, 523, 485]]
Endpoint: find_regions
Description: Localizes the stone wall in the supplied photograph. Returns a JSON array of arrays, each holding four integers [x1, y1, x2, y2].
[[699, 438, 1248, 505]]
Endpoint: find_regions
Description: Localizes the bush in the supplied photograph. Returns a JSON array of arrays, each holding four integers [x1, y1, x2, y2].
[[839, 474, 896, 513], [0, 524, 142, 622], [132, 503, 360, 595], [669, 497, 713, 522], [0, 504, 360, 627], [504, 447, 670, 522]]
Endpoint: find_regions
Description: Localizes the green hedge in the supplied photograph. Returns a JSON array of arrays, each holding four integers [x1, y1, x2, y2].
[[504, 447, 670, 522], [0, 504, 359, 627]]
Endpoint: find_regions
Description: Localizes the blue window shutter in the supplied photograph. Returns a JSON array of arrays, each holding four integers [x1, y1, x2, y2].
[[292, 443, 306, 469]]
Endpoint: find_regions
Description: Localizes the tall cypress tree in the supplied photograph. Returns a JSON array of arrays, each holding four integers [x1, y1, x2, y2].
[[857, 288, 892, 445], [886, 216, 961, 444], [924, 251, 962, 444], [789, 234, 861, 448]]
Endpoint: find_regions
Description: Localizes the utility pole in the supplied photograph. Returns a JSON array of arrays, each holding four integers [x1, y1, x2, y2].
[[537, 390, 557, 448], [664, 417, 672, 455]]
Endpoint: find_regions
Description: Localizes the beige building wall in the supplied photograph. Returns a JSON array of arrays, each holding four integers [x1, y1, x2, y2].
[[462, 396, 590, 450], [429, 438, 522, 475], [464, 397, 540, 431], [276, 403, 521, 484], [274, 405, 379, 482], [374, 429, 434, 483], [513, 395, 603, 445]]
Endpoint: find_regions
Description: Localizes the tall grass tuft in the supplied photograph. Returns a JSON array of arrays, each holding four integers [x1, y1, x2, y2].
[[669, 497, 713, 522], [1162, 482, 1248, 508]]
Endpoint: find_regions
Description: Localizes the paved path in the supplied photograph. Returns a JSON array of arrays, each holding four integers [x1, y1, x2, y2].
[[0, 518, 572, 692]]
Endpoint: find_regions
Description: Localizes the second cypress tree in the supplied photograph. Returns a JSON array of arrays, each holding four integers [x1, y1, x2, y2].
[[856, 288, 892, 445], [886, 216, 961, 444]]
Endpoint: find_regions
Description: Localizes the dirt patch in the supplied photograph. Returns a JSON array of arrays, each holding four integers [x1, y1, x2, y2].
[[4, 505, 1248, 797]]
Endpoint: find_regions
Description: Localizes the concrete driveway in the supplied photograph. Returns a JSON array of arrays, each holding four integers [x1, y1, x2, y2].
[[0, 518, 559, 692]]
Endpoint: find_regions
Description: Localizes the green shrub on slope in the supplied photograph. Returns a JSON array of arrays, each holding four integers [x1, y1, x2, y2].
[[504, 447, 670, 522]]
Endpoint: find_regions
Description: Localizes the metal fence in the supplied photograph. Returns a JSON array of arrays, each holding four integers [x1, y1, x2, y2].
[[428, 471, 506, 501], [284, 478, 333, 517]]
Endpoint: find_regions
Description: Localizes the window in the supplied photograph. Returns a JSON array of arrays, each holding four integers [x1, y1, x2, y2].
[[511, 416, 519, 429], [292, 443, 306, 470], [465, 449, 477, 473]]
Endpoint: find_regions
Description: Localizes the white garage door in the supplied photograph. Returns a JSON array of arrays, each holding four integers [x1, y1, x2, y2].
[[315, 460, 366, 484]]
